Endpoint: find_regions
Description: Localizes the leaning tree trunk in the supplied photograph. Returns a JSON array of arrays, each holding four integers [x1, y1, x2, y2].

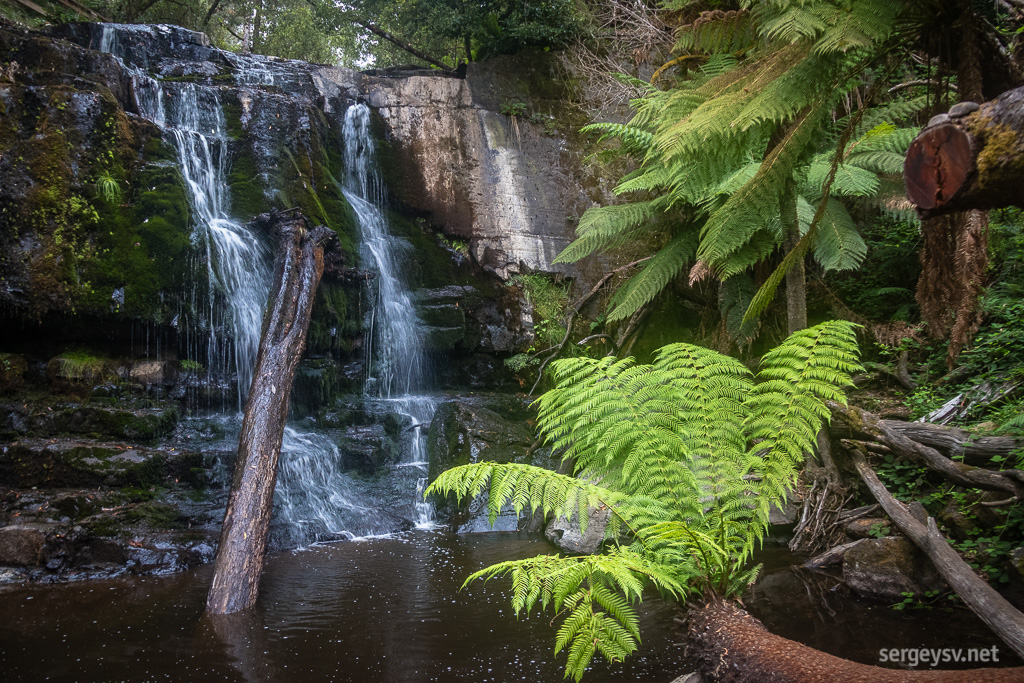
[[206, 212, 334, 615], [687, 600, 1024, 682], [904, 85, 1024, 217]]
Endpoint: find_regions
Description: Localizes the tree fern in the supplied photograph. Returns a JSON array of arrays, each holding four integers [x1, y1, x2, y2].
[[555, 0, 918, 347], [427, 321, 863, 680]]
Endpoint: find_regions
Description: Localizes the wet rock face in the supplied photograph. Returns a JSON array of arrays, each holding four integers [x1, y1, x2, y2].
[[426, 395, 556, 532], [426, 395, 535, 484], [365, 52, 608, 281], [843, 536, 947, 600]]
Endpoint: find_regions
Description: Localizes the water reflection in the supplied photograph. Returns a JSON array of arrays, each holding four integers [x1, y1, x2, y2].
[[1, 534, 1017, 681], [0, 532, 680, 682]]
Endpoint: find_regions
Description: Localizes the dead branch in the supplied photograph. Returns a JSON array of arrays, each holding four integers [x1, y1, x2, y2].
[[829, 402, 1024, 498], [848, 444, 1024, 659]]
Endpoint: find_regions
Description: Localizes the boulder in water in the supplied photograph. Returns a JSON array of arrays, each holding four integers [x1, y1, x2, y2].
[[545, 505, 612, 555], [843, 536, 947, 600]]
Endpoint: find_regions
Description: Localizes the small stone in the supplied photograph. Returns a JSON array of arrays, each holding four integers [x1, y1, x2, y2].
[[927, 113, 950, 127], [949, 101, 980, 118]]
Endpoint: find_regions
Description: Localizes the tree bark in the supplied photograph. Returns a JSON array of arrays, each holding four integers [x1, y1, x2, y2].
[[829, 402, 1024, 499], [206, 212, 334, 615], [781, 175, 807, 335], [687, 599, 1024, 682], [905, 85, 1024, 217], [831, 417, 1024, 467], [848, 446, 1024, 660]]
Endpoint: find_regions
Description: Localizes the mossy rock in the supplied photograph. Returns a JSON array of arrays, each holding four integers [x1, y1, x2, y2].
[[291, 358, 345, 418], [0, 353, 27, 394], [27, 403, 179, 442], [0, 439, 200, 488], [306, 280, 361, 357], [426, 398, 534, 483]]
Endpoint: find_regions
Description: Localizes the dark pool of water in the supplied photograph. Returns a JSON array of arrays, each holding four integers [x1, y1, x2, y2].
[[0, 532, 681, 682], [1, 532, 1018, 681]]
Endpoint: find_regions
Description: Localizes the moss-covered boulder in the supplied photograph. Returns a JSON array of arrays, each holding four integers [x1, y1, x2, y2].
[[0, 353, 27, 394]]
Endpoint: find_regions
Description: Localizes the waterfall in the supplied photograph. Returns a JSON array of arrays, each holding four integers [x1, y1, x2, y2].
[[96, 26, 436, 543], [97, 25, 270, 405], [274, 428, 396, 544], [342, 104, 437, 528]]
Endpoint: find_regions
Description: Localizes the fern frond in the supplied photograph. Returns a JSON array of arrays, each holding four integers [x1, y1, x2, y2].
[[425, 462, 628, 529], [606, 232, 696, 321], [581, 121, 655, 154], [812, 198, 867, 271], [555, 198, 666, 264], [744, 321, 863, 524]]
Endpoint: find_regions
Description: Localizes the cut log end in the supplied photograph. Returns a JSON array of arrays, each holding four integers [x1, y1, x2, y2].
[[904, 123, 973, 211]]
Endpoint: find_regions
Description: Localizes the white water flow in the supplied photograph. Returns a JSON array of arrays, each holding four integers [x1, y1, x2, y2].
[[343, 104, 438, 528], [98, 27, 433, 543], [97, 26, 269, 405], [275, 429, 395, 545]]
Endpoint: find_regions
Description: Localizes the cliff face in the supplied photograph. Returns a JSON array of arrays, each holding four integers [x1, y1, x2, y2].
[[364, 53, 607, 280], [0, 22, 604, 370], [0, 21, 610, 579]]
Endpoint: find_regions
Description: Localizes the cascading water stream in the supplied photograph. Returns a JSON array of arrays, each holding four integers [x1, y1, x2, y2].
[[342, 103, 438, 528], [97, 26, 269, 406], [97, 26, 436, 544]]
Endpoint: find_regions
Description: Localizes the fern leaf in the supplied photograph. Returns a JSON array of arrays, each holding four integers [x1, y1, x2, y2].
[[606, 232, 696, 321]]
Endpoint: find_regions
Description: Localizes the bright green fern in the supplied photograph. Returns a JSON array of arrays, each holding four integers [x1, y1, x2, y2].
[[427, 320, 862, 680], [555, 0, 923, 340]]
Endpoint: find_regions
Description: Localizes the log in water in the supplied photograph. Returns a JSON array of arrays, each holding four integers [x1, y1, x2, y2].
[[206, 212, 335, 615]]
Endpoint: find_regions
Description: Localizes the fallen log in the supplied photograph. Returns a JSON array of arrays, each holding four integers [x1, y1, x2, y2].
[[829, 403, 1024, 499], [881, 420, 1022, 467], [206, 212, 335, 615], [831, 417, 1023, 467], [904, 86, 1024, 217], [687, 599, 1024, 682], [803, 538, 864, 570], [847, 445, 1024, 660]]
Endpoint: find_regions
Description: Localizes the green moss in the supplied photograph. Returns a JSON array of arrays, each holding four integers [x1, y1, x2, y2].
[[128, 502, 186, 528], [307, 281, 360, 356], [82, 152, 193, 320], [511, 273, 570, 348], [53, 349, 108, 380], [227, 148, 269, 221], [973, 121, 1024, 190]]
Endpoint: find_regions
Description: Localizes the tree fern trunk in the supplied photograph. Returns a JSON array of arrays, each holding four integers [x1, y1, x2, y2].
[[781, 176, 807, 334]]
